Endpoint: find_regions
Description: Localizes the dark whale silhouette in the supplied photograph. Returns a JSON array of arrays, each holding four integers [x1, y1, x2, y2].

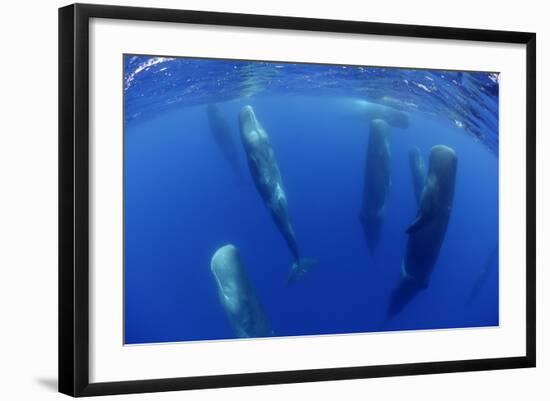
[[466, 246, 498, 307], [388, 145, 458, 319], [359, 119, 391, 254], [206, 103, 244, 179]]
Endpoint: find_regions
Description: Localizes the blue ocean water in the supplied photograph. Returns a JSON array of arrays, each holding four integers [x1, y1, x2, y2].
[[124, 55, 499, 345]]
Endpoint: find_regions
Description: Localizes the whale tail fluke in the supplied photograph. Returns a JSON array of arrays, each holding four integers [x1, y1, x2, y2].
[[287, 258, 318, 284]]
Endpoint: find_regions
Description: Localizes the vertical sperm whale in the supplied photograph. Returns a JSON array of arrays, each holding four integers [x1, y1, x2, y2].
[[210, 244, 272, 338], [359, 119, 391, 254], [238, 105, 316, 283], [466, 246, 498, 307], [206, 103, 244, 178], [388, 145, 458, 319]]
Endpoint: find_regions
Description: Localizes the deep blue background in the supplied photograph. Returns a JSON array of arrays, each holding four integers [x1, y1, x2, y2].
[[124, 57, 499, 344]]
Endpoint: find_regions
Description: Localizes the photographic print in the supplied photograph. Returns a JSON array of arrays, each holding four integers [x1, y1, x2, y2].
[[123, 55, 499, 345]]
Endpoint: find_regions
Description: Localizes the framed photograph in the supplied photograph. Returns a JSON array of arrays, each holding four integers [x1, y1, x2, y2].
[[58, 3, 536, 397]]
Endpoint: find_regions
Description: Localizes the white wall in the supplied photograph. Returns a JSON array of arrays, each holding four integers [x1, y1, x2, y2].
[[0, 0, 546, 399]]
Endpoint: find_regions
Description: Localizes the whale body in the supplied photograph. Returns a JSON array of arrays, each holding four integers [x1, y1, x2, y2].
[[344, 98, 410, 129], [206, 103, 243, 178], [409, 147, 427, 204], [388, 145, 458, 319], [466, 246, 498, 307], [210, 244, 272, 338], [360, 119, 391, 254], [238, 105, 316, 282]]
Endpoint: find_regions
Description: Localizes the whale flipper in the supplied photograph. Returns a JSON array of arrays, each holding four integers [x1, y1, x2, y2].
[[405, 216, 423, 234], [405, 211, 434, 234], [406, 174, 438, 234], [288, 258, 318, 284]]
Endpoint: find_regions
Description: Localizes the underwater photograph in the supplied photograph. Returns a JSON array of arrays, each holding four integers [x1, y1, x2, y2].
[[123, 55, 499, 345]]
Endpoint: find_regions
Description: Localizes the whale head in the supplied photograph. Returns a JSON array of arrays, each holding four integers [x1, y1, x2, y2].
[[370, 118, 390, 142], [239, 105, 257, 134], [239, 105, 266, 148], [210, 244, 271, 338], [425, 145, 458, 217], [429, 145, 457, 185], [210, 244, 243, 313]]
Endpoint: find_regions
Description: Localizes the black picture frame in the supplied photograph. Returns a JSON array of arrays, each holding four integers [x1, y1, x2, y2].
[[59, 3, 536, 397]]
